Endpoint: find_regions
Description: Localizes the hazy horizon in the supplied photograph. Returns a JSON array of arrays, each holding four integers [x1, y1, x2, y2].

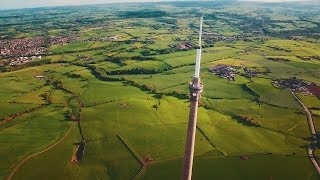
[[0, 0, 316, 10]]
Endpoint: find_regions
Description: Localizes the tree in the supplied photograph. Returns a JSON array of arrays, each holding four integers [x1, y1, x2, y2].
[[42, 91, 52, 104], [54, 80, 63, 89]]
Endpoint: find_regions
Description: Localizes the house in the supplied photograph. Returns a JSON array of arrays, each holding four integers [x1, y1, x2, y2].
[[35, 75, 45, 80]]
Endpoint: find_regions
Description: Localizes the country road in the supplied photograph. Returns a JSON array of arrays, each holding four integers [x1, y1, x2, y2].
[[291, 90, 320, 175]]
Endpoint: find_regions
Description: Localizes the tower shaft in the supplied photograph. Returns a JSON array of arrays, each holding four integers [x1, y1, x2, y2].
[[182, 77, 203, 180]]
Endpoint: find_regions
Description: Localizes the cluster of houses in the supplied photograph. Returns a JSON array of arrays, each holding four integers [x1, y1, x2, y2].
[[76, 55, 92, 61], [243, 66, 257, 78], [34, 75, 46, 80], [0, 37, 46, 57], [203, 32, 244, 43], [9, 56, 42, 66], [109, 35, 122, 40], [0, 36, 74, 58], [272, 78, 313, 95], [1, 36, 74, 66], [128, 38, 155, 44], [88, 35, 122, 41], [50, 36, 74, 45], [209, 64, 258, 81], [171, 42, 195, 50], [209, 64, 240, 81], [85, 36, 156, 45]]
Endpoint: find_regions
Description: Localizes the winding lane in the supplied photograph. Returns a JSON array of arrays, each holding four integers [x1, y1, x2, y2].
[[291, 90, 320, 175]]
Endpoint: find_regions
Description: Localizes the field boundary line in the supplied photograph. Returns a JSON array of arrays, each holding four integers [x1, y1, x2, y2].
[[196, 125, 228, 156], [117, 135, 144, 165], [0, 104, 46, 126], [0, 106, 64, 131], [7, 124, 74, 180], [117, 135, 146, 180], [287, 121, 303, 132], [132, 166, 146, 180]]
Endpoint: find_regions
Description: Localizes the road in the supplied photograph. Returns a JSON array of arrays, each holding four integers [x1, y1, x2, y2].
[[291, 90, 320, 175]]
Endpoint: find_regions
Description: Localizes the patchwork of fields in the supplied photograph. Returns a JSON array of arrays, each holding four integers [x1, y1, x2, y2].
[[0, 1, 320, 180]]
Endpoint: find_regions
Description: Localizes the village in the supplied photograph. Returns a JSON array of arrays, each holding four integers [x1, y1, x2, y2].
[[209, 64, 239, 81], [9, 56, 42, 66], [170, 42, 195, 50], [203, 31, 245, 43], [0, 36, 73, 66], [0, 37, 46, 57], [272, 78, 320, 98], [87, 35, 122, 41], [209, 64, 257, 81]]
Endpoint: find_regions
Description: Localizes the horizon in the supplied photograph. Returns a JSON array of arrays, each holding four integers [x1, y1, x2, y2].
[[0, 0, 317, 10], [0, 0, 320, 179]]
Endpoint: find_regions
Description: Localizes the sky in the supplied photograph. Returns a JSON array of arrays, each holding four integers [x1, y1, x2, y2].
[[0, 0, 163, 9], [0, 0, 315, 10]]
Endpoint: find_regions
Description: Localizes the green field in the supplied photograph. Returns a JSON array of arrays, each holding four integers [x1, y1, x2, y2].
[[1, 1, 320, 180], [143, 155, 318, 180]]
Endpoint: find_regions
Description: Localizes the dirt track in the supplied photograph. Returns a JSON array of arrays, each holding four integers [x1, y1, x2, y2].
[[7, 124, 74, 180]]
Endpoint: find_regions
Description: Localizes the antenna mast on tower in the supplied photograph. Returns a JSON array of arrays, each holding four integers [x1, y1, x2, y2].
[[182, 17, 204, 180]]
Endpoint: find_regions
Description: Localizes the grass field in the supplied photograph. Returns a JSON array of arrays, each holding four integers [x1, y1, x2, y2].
[[246, 78, 301, 109], [0, 48, 318, 180], [0, 65, 314, 179], [1, 2, 320, 179], [0, 103, 38, 121], [143, 155, 318, 180], [1, 48, 317, 179], [0, 106, 70, 179]]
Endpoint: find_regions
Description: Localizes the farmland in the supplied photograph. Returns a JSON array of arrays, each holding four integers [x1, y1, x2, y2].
[[0, 1, 320, 180]]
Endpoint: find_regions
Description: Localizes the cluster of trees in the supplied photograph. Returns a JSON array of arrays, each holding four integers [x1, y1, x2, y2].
[[53, 80, 63, 89], [68, 111, 78, 121], [267, 46, 291, 52], [106, 55, 155, 65], [166, 90, 188, 100], [109, 66, 171, 75], [42, 91, 53, 104], [152, 94, 164, 110], [2, 59, 51, 72], [124, 79, 188, 99], [267, 57, 290, 62], [311, 56, 320, 60], [88, 66, 122, 81], [119, 10, 168, 18], [51, 79, 74, 94], [64, 72, 82, 79], [264, 28, 320, 39], [89, 65, 187, 99], [67, 99, 84, 121], [156, 17, 177, 26], [236, 115, 261, 127], [140, 48, 175, 56], [124, 79, 158, 93], [2, 105, 45, 123]]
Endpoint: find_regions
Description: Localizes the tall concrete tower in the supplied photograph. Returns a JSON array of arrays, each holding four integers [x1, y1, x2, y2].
[[182, 17, 204, 180]]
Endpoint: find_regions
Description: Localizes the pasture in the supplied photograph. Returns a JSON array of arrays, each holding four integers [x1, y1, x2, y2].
[[0, 2, 320, 179]]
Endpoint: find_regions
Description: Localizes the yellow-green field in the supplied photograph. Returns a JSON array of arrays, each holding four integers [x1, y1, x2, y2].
[[1, 2, 320, 180]]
